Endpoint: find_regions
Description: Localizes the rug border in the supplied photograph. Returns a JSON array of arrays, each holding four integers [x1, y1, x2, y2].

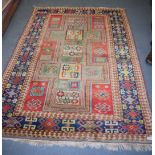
[[119, 9, 152, 136], [2, 8, 37, 85]]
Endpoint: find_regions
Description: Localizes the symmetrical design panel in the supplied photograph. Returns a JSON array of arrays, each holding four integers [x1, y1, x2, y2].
[[15, 14, 115, 116]]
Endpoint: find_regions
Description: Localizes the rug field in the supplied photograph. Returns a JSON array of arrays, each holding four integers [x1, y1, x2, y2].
[[2, 7, 152, 145]]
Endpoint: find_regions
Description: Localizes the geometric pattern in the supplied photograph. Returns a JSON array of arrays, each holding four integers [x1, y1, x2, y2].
[[2, 7, 151, 143], [59, 64, 81, 80], [91, 83, 113, 114]]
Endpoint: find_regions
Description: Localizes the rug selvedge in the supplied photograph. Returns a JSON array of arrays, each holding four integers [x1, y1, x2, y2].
[[2, 7, 151, 143]]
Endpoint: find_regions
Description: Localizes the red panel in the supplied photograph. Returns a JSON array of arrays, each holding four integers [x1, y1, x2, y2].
[[48, 15, 63, 29], [92, 42, 108, 63], [38, 40, 57, 60], [92, 83, 113, 115], [23, 81, 48, 111]]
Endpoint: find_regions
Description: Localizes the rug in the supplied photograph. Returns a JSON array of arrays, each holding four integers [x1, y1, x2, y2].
[[2, 7, 152, 147]]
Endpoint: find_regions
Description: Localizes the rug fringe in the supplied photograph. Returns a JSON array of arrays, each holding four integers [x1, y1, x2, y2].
[[3, 138, 151, 151]]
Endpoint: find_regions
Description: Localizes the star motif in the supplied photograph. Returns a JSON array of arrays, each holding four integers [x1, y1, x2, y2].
[[8, 90, 16, 97]]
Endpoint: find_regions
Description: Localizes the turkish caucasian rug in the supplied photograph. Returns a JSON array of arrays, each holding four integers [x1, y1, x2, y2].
[[3, 7, 152, 147]]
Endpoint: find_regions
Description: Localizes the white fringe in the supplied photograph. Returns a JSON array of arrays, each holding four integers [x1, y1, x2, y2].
[[3, 138, 152, 152]]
